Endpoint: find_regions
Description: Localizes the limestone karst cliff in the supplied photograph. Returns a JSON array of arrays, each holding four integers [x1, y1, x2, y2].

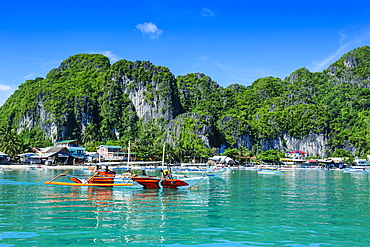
[[1, 46, 370, 157]]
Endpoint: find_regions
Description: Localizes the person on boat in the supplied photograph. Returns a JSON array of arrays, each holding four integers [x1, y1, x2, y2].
[[141, 170, 147, 176], [162, 169, 172, 179]]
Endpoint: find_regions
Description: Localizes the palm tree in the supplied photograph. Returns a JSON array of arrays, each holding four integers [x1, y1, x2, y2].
[[0, 126, 25, 162]]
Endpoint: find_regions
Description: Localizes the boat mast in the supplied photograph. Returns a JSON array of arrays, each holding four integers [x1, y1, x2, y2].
[[127, 141, 131, 170], [162, 143, 165, 170]]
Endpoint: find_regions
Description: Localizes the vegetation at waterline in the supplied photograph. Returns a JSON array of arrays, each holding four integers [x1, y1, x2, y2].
[[0, 47, 370, 161]]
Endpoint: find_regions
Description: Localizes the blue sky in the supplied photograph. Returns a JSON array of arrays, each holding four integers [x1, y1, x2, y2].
[[1, 0, 370, 105]]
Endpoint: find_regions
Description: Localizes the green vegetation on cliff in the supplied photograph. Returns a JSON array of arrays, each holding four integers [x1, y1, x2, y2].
[[1, 46, 370, 160]]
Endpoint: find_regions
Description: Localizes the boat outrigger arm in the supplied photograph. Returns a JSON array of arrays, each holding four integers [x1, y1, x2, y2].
[[44, 170, 135, 187], [44, 181, 135, 187]]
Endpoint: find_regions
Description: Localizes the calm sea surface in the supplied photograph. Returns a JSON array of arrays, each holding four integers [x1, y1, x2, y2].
[[0, 168, 370, 246]]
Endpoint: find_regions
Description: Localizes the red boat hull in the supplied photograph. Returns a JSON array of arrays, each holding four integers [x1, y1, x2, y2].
[[132, 176, 161, 189], [161, 179, 189, 189], [132, 176, 189, 189]]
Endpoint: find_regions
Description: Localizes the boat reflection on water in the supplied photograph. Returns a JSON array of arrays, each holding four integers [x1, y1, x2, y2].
[[86, 187, 114, 208]]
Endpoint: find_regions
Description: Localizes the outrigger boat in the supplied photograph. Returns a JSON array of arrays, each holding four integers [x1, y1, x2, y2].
[[172, 167, 226, 177], [44, 167, 136, 187], [132, 170, 206, 189], [342, 167, 369, 173], [257, 167, 283, 175]]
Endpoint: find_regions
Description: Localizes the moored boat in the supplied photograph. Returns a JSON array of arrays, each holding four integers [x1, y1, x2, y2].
[[257, 168, 283, 175], [44, 167, 136, 187], [132, 170, 206, 189], [172, 167, 226, 177], [342, 167, 369, 173]]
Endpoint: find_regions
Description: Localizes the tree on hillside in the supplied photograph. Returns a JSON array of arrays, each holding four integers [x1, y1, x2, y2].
[[257, 150, 284, 165], [331, 149, 355, 165]]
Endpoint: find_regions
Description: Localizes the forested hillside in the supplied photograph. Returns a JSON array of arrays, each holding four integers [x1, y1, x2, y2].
[[1, 46, 370, 160]]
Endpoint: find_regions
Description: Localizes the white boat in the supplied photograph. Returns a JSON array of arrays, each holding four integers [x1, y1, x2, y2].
[[172, 167, 226, 177], [258, 168, 283, 175], [342, 167, 369, 173]]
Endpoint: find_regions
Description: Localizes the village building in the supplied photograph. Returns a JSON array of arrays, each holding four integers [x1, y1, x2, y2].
[[285, 150, 307, 159], [96, 145, 137, 162], [208, 156, 235, 166], [0, 152, 8, 164], [55, 140, 86, 164], [20, 147, 73, 165]]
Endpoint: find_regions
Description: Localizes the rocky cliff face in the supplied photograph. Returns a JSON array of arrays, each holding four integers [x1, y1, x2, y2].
[[1, 47, 370, 156], [167, 113, 217, 148], [229, 126, 333, 157], [7, 55, 185, 142]]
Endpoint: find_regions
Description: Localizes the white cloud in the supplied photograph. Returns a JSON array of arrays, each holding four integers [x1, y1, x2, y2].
[[213, 61, 272, 85], [41, 60, 62, 71], [311, 25, 370, 72], [201, 8, 215, 17], [0, 83, 15, 106], [101, 51, 121, 63], [23, 73, 35, 79], [0, 84, 12, 91], [136, 22, 163, 39], [194, 56, 209, 66]]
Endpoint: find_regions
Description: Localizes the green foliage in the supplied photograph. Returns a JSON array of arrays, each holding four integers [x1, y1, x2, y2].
[[257, 150, 284, 164], [19, 127, 53, 148], [0, 126, 30, 161], [176, 73, 222, 117], [1, 47, 370, 159]]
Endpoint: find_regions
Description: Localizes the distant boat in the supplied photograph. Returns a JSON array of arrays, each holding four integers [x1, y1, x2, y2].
[[342, 167, 369, 173], [257, 168, 283, 175], [172, 166, 226, 176], [0, 167, 12, 172]]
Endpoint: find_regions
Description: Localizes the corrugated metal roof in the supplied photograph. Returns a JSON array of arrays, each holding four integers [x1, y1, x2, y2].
[[99, 145, 122, 149]]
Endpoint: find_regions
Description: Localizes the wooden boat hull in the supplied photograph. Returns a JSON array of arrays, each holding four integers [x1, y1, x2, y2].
[[44, 181, 135, 187], [132, 177, 161, 189], [132, 176, 206, 189]]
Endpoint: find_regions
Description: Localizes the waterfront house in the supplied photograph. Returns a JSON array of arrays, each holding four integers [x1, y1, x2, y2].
[[55, 140, 86, 164], [97, 145, 137, 162], [19, 153, 43, 164], [286, 150, 307, 159], [20, 149, 72, 165], [55, 140, 81, 148], [208, 156, 235, 166], [0, 152, 8, 164], [39, 147, 72, 165]]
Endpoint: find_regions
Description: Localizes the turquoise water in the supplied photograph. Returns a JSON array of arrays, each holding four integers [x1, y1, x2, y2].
[[1, 169, 370, 246]]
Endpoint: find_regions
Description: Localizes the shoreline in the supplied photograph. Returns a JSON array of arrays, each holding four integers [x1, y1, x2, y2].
[[0, 164, 89, 170]]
